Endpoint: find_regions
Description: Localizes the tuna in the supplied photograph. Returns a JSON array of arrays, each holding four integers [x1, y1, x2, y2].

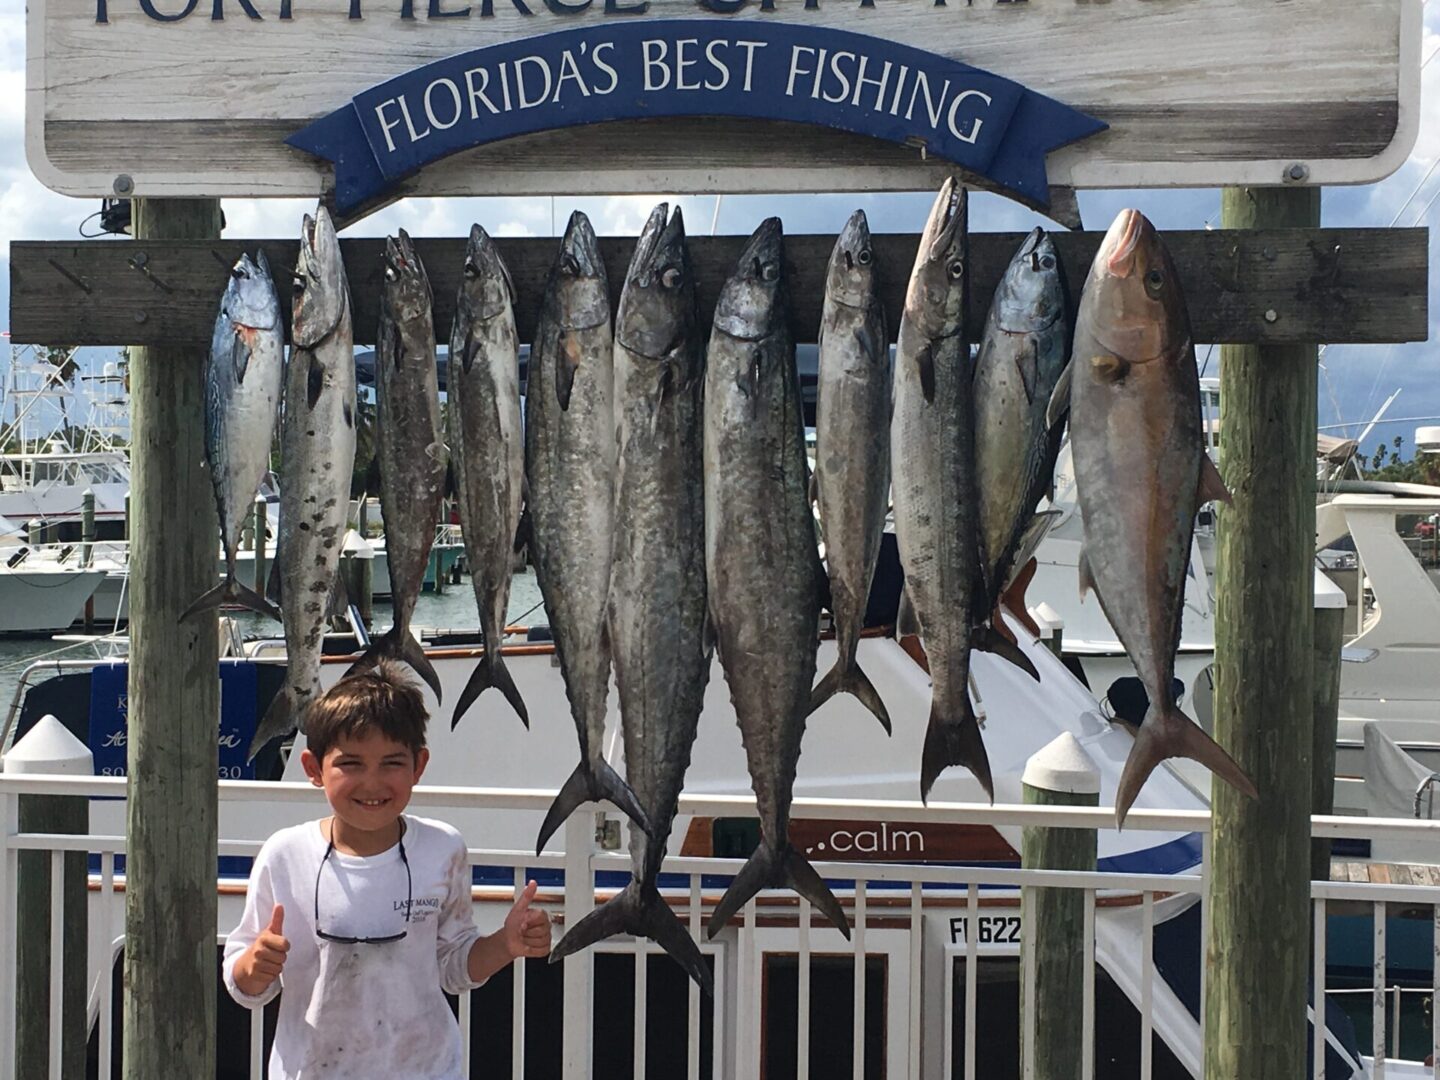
[[810, 210, 894, 734], [1062, 208, 1257, 826], [974, 228, 1071, 634], [345, 230, 446, 701], [249, 209, 356, 758], [548, 205, 712, 994], [448, 225, 528, 730], [184, 250, 285, 623], [703, 217, 851, 942], [526, 212, 650, 854], [890, 180, 992, 801]]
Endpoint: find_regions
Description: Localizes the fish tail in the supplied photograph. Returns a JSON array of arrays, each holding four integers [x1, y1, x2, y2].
[[345, 626, 444, 703], [535, 760, 652, 856], [920, 695, 993, 804], [450, 651, 529, 730], [249, 686, 296, 762], [809, 658, 892, 734], [179, 575, 283, 624], [973, 624, 1040, 682], [707, 841, 850, 942], [1115, 705, 1257, 828], [551, 881, 713, 996]]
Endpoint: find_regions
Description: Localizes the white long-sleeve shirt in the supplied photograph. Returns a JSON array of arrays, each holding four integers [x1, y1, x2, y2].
[[222, 815, 484, 1080]]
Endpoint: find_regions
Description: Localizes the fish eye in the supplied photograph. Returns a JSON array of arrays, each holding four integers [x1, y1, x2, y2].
[[761, 262, 779, 282], [561, 254, 581, 276], [661, 266, 682, 289], [292, 275, 306, 297], [383, 265, 399, 282], [947, 259, 964, 280], [1144, 268, 1165, 294], [463, 259, 479, 279], [1040, 255, 1056, 271], [857, 249, 873, 266]]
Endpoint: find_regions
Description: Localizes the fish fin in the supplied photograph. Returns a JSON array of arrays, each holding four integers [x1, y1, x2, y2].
[[227, 325, 250, 386], [920, 694, 993, 804], [707, 842, 850, 942], [1115, 705, 1257, 828], [557, 334, 581, 412], [1014, 339, 1039, 404], [974, 624, 1040, 682], [649, 362, 674, 438], [344, 624, 440, 701], [249, 687, 296, 762], [813, 560, 832, 614], [999, 562, 1041, 638], [917, 342, 937, 404], [748, 348, 762, 413], [552, 882, 713, 997], [180, 580, 232, 623], [535, 760, 652, 856], [1089, 353, 1130, 383], [1044, 359, 1073, 430], [265, 555, 283, 607], [810, 658, 892, 735], [896, 586, 921, 638], [459, 328, 478, 375], [853, 321, 884, 367], [306, 353, 325, 410], [450, 652, 529, 729], [1077, 547, 1095, 602], [1197, 454, 1233, 506]]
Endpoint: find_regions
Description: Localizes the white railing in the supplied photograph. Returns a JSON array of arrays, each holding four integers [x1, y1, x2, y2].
[[2, 775, 1438, 1080]]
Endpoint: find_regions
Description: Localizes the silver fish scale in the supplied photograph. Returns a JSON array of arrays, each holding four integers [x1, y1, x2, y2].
[[609, 257, 709, 881], [375, 265, 445, 639], [525, 262, 615, 768], [705, 317, 819, 846], [449, 286, 523, 667]]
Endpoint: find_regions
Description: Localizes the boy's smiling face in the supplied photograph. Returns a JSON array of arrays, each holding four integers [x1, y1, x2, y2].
[[301, 729, 430, 844]]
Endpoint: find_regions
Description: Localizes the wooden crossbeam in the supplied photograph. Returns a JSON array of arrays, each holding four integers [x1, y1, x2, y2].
[[8, 227, 1427, 348]]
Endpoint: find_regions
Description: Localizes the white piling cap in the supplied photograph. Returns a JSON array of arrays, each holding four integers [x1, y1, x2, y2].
[[1021, 731, 1100, 795], [342, 529, 376, 559], [3, 715, 94, 775], [1313, 567, 1347, 610], [1033, 602, 1063, 630]]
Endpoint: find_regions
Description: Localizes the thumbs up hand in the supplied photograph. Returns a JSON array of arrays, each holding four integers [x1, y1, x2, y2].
[[503, 880, 551, 960], [234, 904, 290, 997]]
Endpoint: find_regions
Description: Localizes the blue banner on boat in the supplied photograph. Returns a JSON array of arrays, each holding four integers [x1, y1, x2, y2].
[[89, 661, 260, 782], [288, 20, 1106, 214]]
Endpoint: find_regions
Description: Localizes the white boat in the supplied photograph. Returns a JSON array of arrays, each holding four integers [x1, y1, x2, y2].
[[4, 612, 1418, 1077]]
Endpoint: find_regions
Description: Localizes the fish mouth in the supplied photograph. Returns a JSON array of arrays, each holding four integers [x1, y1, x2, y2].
[[925, 178, 966, 263], [1104, 210, 1144, 278], [560, 210, 604, 279], [628, 203, 670, 285]]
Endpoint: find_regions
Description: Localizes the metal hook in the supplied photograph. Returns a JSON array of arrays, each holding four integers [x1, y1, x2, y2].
[[127, 253, 174, 294], [47, 259, 92, 295]]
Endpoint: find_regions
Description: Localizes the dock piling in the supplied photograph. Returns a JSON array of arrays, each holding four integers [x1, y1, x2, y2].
[[6, 715, 93, 1080], [1020, 732, 1100, 1080], [122, 197, 223, 1080], [1206, 184, 1321, 1080]]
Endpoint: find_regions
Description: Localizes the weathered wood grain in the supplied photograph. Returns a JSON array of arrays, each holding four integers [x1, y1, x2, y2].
[[9, 227, 1427, 347], [1207, 184, 1320, 1080], [121, 198, 221, 1080], [30, 0, 1418, 197]]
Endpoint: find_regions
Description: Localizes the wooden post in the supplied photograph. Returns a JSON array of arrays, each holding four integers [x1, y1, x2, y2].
[[1311, 602, 1345, 883], [1020, 732, 1099, 1080], [6, 715, 93, 1080], [1206, 185, 1320, 1079], [82, 489, 96, 630], [252, 494, 268, 598], [123, 197, 222, 1080]]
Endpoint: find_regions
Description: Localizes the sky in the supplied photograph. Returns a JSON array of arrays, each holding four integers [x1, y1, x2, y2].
[[3, 3, 1439, 459]]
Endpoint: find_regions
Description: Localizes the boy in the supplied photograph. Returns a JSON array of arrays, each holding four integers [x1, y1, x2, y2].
[[223, 663, 551, 1079]]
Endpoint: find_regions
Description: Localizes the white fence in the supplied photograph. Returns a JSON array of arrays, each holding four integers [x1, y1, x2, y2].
[[2, 775, 1438, 1080]]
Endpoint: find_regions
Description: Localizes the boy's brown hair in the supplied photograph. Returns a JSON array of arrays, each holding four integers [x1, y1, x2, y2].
[[303, 662, 429, 762]]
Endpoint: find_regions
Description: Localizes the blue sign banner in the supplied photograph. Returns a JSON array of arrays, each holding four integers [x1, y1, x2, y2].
[[289, 20, 1105, 214], [89, 661, 260, 782]]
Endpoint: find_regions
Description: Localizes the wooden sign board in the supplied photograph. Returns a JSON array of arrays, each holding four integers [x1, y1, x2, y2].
[[27, 0, 1420, 205]]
